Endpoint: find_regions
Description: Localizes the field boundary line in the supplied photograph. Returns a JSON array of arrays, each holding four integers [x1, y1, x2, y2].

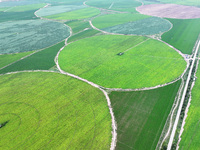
[[167, 35, 200, 150]]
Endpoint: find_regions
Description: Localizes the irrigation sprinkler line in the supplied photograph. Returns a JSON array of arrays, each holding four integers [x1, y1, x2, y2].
[[167, 36, 200, 150], [108, 2, 114, 9]]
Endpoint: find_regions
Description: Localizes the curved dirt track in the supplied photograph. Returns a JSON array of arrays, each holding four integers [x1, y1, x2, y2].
[[137, 4, 200, 19]]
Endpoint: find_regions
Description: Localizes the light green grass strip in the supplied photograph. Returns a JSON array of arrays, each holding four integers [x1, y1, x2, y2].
[[0, 51, 34, 68], [0, 72, 111, 149], [59, 35, 186, 89], [92, 13, 150, 29], [46, 7, 100, 20], [6, 3, 46, 12], [179, 60, 200, 149]]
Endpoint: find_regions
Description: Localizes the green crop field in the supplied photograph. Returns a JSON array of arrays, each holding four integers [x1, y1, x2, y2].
[[92, 13, 171, 35], [162, 18, 200, 54], [36, 5, 86, 17], [93, 13, 150, 29], [65, 20, 91, 34], [0, 20, 70, 54], [0, 10, 38, 23], [68, 29, 101, 43], [6, 3, 46, 12], [0, 41, 64, 74], [0, 72, 112, 149], [179, 61, 200, 149], [0, 1, 40, 7], [86, 0, 142, 12], [0, 51, 34, 69], [109, 80, 181, 150], [45, 7, 100, 20], [59, 35, 186, 89]]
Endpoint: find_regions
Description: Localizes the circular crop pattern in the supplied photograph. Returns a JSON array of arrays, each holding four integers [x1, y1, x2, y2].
[[0, 20, 70, 54], [92, 13, 171, 35], [36, 5, 87, 17], [137, 4, 200, 19], [59, 35, 187, 89], [39, 5, 100, 21], [0, 72, 111, 149]]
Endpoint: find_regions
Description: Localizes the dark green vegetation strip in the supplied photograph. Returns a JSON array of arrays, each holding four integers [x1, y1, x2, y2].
[[162, 18, 200, 54], [0, 10, 38, 23], [179, 60, 200, 149], [68, 29, 101, 43], [0, 20, 70, 54], [65, 20, 91, 34], [0, 41, 64, 74], [110, 80, 181, 150], [0, 72, 111, 149], [59, 35, 186, 89], [0, 51, 34, 68]]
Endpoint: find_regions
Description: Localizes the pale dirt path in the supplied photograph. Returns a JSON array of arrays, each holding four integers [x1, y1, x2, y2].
[[167, 36, 200, 150], [0, 70, 58, 76], [108, 2, 114, 9]]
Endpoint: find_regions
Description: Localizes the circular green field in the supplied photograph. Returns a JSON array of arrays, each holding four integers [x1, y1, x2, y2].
[[0, 72, 111, 149], [92, 13, 172, 35], [59, 35, 187, 89], [0, 20, 70, 54]]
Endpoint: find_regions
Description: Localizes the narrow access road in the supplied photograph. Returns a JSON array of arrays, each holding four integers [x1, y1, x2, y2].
[[167, 37, 200, 150]]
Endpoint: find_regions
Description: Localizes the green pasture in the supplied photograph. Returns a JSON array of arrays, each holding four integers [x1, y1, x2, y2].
[[0, 51, 34, 69], [110, 80, 181, 150], [45, 7, 100, 20], [179, 61, 200, 149], [0, 41, 64, 74], [93, 13, 150, 29], [59, 35, 186, 89], [86, 0, 142, 12], [92, 13, 171, 35], [162, 18, 200, 54], [0, 20, 70, 54], [36, 5, 86, 17], [65, 20, 91, 34], [6, 3, 46, 12], [0, 10, 38, 22], [68, 29, 101, 43], [0, 72, 111, 149]]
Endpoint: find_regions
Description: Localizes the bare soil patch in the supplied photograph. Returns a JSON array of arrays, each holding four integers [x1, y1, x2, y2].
[[137, 4, 200, 19]]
